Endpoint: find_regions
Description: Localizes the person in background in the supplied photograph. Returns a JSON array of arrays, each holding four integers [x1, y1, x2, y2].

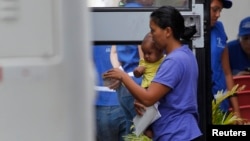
[[109, 0, 155, 135], [227, 16, 250, 76], [104, 6, 202, 140], [93, 45, 126, 141], [110, 44, 142, 135], [121, 0, 154, 7], [210, 0, 241, 121]]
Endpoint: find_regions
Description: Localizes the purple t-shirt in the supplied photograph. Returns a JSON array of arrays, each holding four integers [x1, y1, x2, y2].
[[151, 45, 202, 140]]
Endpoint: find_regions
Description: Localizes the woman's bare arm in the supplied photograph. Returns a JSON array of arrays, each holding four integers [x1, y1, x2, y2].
[[103, 68, 170, 106], [110, 45, 121, 68]]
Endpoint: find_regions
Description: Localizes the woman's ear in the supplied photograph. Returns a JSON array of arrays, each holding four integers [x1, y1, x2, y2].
[[164, 27, 172, 38]]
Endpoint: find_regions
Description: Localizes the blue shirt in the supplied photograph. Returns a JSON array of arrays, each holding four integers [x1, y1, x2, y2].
[[93, 45, 120, 106], [118, 3, 142, 85], [124, 2, 143, 7], [211, 21, 229, 112], [152, 45, 201, 140], [227, 39, 250, 75], [116, 45, 142, 85]]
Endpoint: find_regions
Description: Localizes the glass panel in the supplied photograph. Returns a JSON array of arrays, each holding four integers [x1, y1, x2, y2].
[[88, 0, 190, 9], [154, 0, 189, 9]]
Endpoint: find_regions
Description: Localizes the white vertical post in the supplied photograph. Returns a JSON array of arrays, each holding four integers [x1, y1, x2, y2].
[[0, 0, 95, 140]]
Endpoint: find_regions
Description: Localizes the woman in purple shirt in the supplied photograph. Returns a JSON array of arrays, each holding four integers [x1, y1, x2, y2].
[[103, 6, 202, 141]]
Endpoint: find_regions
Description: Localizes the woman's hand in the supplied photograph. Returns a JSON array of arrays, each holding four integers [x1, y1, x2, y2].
[[108, 79, 121, 90], [144, 128, 153, 139], [103, 68, 125, 80], [134, 100, 146, 116], [102, 68, 125, 89]]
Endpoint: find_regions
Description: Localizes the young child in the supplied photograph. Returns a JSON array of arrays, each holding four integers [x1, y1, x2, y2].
[[133, 32, 165, 88], [133, 32, 165, 138]]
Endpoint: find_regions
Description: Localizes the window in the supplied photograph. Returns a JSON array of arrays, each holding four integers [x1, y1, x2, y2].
[[88, 0, 190, 10]]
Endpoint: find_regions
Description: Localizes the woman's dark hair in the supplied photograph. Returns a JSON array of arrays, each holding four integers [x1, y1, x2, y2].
[[150, 6, 195, 40]]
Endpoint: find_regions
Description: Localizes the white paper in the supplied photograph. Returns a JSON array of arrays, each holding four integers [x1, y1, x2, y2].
[[133, 103, 161, 136]]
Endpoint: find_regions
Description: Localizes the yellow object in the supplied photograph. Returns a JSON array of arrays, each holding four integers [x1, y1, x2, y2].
[[139, 56, 165, 88]]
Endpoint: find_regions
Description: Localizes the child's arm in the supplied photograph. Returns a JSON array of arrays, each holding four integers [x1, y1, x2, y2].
[[134, 45, 145, 77], [133, 65, 145, 78]]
